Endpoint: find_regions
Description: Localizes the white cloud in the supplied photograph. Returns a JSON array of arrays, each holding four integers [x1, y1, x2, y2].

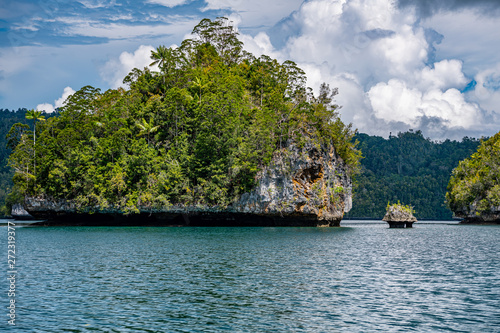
[[146, 0, 190, 8], [374, 24, 428, 77], [78, 0, 114, 9], [57, 16, 199, 41], [239, 31, 282, 60], [55, 87, 77, 108], [368, 79, 481, 129], [101, 45, 159, 88], [63, 22, 165, 39], [254, 0, 499, 140], [35, 103, 55, 113], [417, 59, 467, 92], [469, 63, 500, 113], [36, 86, 76, 113], [368, 79, 422, 126]]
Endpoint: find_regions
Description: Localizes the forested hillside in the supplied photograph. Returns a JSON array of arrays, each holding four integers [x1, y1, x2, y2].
[[0, 108, 29, 215], [7, 17, 359, 214], [346, 131, 481, 219], [447, 132, 500, 218]]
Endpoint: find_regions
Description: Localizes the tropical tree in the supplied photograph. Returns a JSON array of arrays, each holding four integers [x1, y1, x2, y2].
[[25, 109, 45, 146], [150, 45, 178, 87], [136, 117, 159, 146], [192, 77, 209, 104], [150, 45, 169, 69], [25, 109, 45, 176]]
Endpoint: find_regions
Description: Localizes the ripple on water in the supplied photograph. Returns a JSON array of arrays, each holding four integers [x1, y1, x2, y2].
[[0, 223, 499, 332]]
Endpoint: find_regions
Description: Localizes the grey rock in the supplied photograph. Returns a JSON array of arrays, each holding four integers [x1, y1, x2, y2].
[[383, 206, 417, 222], [383, 205, 417, 228], [454, 201, 500, 224], [11, 203, 33, 220], [231, 140, 352, 225]]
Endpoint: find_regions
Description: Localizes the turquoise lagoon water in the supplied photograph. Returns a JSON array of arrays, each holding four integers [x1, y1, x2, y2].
[[1, 220, 499, 332]]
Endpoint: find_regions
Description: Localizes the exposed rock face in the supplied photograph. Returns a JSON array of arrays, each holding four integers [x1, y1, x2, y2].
[[232, 141, 352, 226], [453, 202, 500, 224], [383, 205, 417, 228], [11, 203, 34, 220], [24, 141, 352, 226]]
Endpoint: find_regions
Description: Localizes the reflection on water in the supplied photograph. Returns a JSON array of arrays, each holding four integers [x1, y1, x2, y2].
[[0, 221, 499, 332]]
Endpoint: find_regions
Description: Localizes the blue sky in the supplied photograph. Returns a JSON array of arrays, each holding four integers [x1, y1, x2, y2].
[[1, 0, 500, 140]]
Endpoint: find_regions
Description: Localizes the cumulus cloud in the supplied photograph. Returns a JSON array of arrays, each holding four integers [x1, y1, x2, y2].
[[468, 63, 500, 113], [238, 31, 282, 60], [416, 59, 467, 91], [36, 86, 76, 113], [101, 45, 159, 88], [368, 79, 481, 128], [241, 0, 499, 140]]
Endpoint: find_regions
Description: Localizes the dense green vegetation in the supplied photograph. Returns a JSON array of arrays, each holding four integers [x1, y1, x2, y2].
[[386, 201, 415, 216], [446, 132, 500, 215], [7, 17, 359, 214], [0, 115, 482, 219], [346, 131, 481, 219], [0, 108, 54, 216]]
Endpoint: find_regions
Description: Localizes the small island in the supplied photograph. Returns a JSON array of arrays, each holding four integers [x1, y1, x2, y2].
[[7, 17, 361, 227], [383, 202, 417, 228], [446, 132, 500, 224]]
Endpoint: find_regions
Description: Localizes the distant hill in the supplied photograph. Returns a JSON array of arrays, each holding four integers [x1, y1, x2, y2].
[[0, 108, 55, 216], [346, 131, 481, 220], [0, 108, 29, 216], [446, 132, 500, 223]]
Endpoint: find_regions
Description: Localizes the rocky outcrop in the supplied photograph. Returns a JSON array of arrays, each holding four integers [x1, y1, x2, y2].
[[383, 204, 417, 228], [232, 141, 351, 226], [11, 203, 34, 220], [25, 141, 352, 227], [453, 202, 500, 224]]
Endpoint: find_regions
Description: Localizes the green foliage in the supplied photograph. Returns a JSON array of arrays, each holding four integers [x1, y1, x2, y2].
[[446, 132, 500, 214], [6, 17, 360, 214], [346, 130, 481, 219], [386, 200, 415, 215], [0, 108, 55, 216]]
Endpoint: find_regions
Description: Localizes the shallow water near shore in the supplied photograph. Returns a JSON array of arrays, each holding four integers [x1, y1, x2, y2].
[[1, 220, 499, 332]]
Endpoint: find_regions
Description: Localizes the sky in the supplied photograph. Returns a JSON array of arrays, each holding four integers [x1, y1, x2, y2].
[[1, 0, 500, 140]]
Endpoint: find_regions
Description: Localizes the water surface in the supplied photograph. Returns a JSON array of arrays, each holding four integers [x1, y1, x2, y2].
[[1, 221, 499, 332]]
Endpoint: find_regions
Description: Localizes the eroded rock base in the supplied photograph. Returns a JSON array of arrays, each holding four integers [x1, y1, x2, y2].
[[28, 211, 341, 227], [386, 221, 415, 228]]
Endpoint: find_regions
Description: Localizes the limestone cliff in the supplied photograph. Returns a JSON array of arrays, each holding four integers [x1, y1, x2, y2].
[[24, 141, 352, 226], [383, 203, 417, 228], [232, 141, 352, 226], [453, 202, 500, 224], [11, 203, 34, 220]]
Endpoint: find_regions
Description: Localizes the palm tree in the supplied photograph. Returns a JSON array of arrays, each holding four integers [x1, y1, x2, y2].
[[150, 45, 174, 87], [25, 109, 45, 176], [136, 118, 159, 146], [150, 45, 169, 70], [26, 109, 45, 146]]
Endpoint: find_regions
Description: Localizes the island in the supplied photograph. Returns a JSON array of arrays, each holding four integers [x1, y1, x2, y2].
[[7, 18, 361, 227], [446, 132, 500, 224], [383, 202, 417, 228]]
